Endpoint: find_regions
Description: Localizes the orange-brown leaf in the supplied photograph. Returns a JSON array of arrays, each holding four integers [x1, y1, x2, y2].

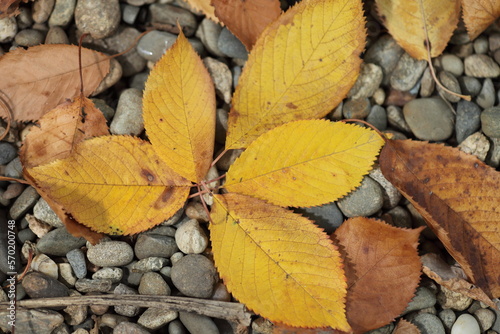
[[183, 0, 218, 22], [212, 0, 281, 50], [379, 139, 500, 297], [334, 217, 423, 334], [0, 44, 109, 121], [461, 0, 500, 40], [393, 319, 421, 334], [0, 0, 28, 18]]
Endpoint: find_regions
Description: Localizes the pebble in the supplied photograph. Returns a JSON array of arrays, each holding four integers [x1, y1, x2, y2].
[[168, 320, 187, 334], [66, 249, 87, 278], [87, 241, 134, 267], [203, 57, 232, 104], [138, 308, 178, 330], [175, 219, 209, 254], [337, 176, 384, 217], [0, 309, 64, 334], [33, 0, 55, 23], [179, 312, 219, 334], [33, 197, 64, 227], [18, 228, 36, 243], [170, 252, 184, 264], [438, 308, 456, 330], [403, 287, 437, 315], [403, 97, 454, 141], [129, 72, 148, 92], [5, 157, 23, 179], [458, 132, 490, 161], [437, 71, 462, 103], [64, 290, 87, 325], [48, 0, 76, 27], [455, 100, 481, 143], [0, 17, 17, 43], [171, 254, 218, 298], [217, 27, 248, 60], [451, 314, 481, 334], [37, 227, 86, 256], [91, 98, 115, 121], [458, 76, 482, 97], [149, 3, 197, 37], [144, 226, 176, 237], [475, 308, 496, 331], [45, 26, 69, 44], [440, 54, 464, 77], [138, 272, 171, 295], [75, 0, 120, 39], [113, 284, 141, 317], [0, 142, 16, 165], [122, 261, 144, 286], [22, 271, 70, 298], [390, 52, 427, 91], [26, 214, 51, 238], [100, 313, 127, 328], [412, 313, 445, 334], [93, 58, 123, 95], [58, 263, 77, 287], [348, 63, 383, 99], [383, 206, 412, 229], [369, 167, 401, 209], [215, 148, 243, 171], [366, 105, 387, 130], [477, 78, 495, 109], [437, 286, 473, 311], [31, 253, 59, 279], [419, 67, 435, 97], [364, 34, 404, 85], [136, 30, 177, 62], [490, 33, 500, 51], [15, 28, 45, 47], [75, 278, 112, 292], [196, 18, 225, 57], [487, 138, 500, 168], [185, 201, 210, 222], [473, 36, 489, 54], [122, 4, 140, 25], [342, 98, 371, 119], [2, 183, 24, 200], [131, 257, 169, 273], [481, 107, 500, 138], [295, 202, 344, 234], [9, 186, 40, 220], [464, 54, 500, 78], [92, 267, 123, 283], [110, 88, 144, 135], [386, 105, 411, 133], [495, 49, 500, 64], [114, 321, 151, 334]]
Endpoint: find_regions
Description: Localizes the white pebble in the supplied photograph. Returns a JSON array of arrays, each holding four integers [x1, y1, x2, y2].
[[175, 219, 208, 254], [451, 314, 480, 334]]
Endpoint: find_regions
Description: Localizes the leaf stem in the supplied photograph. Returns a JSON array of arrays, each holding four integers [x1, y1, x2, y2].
[[211, 149, 229, 168]]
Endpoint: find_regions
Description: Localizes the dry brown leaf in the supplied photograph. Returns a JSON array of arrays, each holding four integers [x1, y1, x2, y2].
[[379, 139, 500, 297], [393, 319, 421, 334], [0, 44, 109, 121], [461, 0, 500, 40], [212, 0, 281, 50], [0, 0, 30, 18], [421, 253, 496, 309]]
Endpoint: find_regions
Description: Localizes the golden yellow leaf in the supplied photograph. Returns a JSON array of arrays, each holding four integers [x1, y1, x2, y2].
[[29, 136, 191, 235], [375, 0, 460, 59], [210, 193, 350, 331], [143, 30, 216, 183], [225, 120, 384, 207], [225, 0, 366, 149], [461, 0, 500, 40], [182, 0, 218, 22]]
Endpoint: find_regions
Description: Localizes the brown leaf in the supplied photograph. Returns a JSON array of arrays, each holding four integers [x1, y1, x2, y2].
[[0, 0, 29, 18], [212, 0, 281, 50], [379, 139, 500, 297], [0, 44, 109, 121], [393, 319, 421, 334], [421, 253, 497, 309], [334, 217, 423, 334], [461, 0, 500, 40]]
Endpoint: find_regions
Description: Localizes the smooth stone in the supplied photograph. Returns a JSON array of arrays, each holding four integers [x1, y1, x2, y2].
[[93, 58, 122, 95], [129, 72, 148, 92], [403, 287, 437, 315], [437, 286, 472, 311], [175, 219, 208, 254], [92, 267, 123, 283], [2, 183, 24, 200], [403, 97, 454, 141], [139, 272, 171, 295], [37, 227, 86, 256], [456, 100, 481, 143], [419, 67, 435, 97], [202, 57, 232, 104], [477, 78, 495, 109], [0, 309, 64, 334], [490, 33, 500, 51], [383, 206, 412, 229], [31, 253, 58, 279], [295, 202, 344, 234], [438, 309, 456, 330], [387, 105, 411, 133], [113, 284, 140, 317], [75, 278, 112, 292], [138, 308, 178, 330], [437, 71, 461, 103], [75, 0, 120, 39], [458, 132, 490, 161], [143, 226, 176, 237], [136, 30, 176, 62], [185, 201, 210, 222], [16, 7, 33, 29], [122, 261, 144, 286], [58, 263, 77, 287], [135, 234, 178, 260], [22, 272, 69, 298], [171, 254, 217, 298], [458, 76, 482, 97], [464, 55, 500, 78], [45, 26, 69, 44], [66, 249, 87, 279], [348, 63, 383, 99], [473, 36, 489, 54], [440, 54, 464, 76], [475, 308, 496, 331], [14, 29, 44, 46], [337, 176, 384, 217], [18, 228, 36, 243], [91, 98, 114, 121], [124, 0, 155, 4], [113, 322, 151, 334], [122, 4, 140, 25], [168, 320, 187, 334], [48, 0, 76, 27], [364, 34, 404, 85], [131, 257, 169, 273], [481, 107, 500, 138], [179, 312, 219, 334], [215, 148, 243, 171], [0, 17, 17, 43], [451, 314, 481, 334], [110, 88, 144, 136], [33, 0, 55, 23], [149, 4, 197, 37], [412, 313, 445, 334], [0, 142, 16, 164], [9, 186, 40, 220], [366, 105, 387, 130], [64, 290, 87, 326], [33, 197, 64, 227], [196, 18, 225, 57], [343, 98, 371, 119], [369, 167, 401, 209], [390, 52, 427, 91], [217, 27, 248, 60], [5, 157, 22, 179], [170, 252, 183, 264], [87, 241, 134, 267]]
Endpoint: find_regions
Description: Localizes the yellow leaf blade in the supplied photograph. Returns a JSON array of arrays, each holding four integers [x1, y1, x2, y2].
[[143, 31, 216, 183], [225, 120, 384, 207], [29, 136, 191, 235], [210, 193, 350, 331], [225, 0, 366, 149]]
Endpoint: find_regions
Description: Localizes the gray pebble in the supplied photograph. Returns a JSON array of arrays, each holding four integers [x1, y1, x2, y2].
[[113, 284, 140, 317], [0, 142, 17, 165], [364, 34, 404, 85], [31, 253, 58, 279], [495, 49, 500, 64], [458, 76, 482, 97], [383, 206, 412, 229], [217, 28, 248, 60], [131, 257, 169, 273], [91, 98, 115, 121], [390, 52, 427, 91], [22, 271, 69, 298], [348, 63, 383, 99], [33, 197, 64, 227], [171, 254, 217, 298], [438, 309, 456, 331], [16, 7, 33, 30], [343, 98, 371, 119], [203, 57, 232, 104], [196, 18, 225, 57], [15, 29, 45, 47], [92, 267, 123, 283], [387, 105, 411, 133], [75, 0, 120, 39], [450, 32, 471, 45], [403, 97, 454, 141], [48, 0, 75, 27], [412, 313, 445, 334], [144, 225, 176, 237], [138, 308, 178, 331], [45, 26, 69, 44], [295, 202, 344, 234], [403, 287, 437, 315], [451, 43, 473, 58], [456, 100, 481, 143], [168, 319, 187, 334], [139, 272, 171, 295], [137, 30, 177, 62], [93, 58, 123, 95], [113, 322, 151, 334], [66, 248, 87, 278], [490, 33, 500, 51], [37, 227, 86, 256], [75, 278, 112, 293], [122, 261, 144, 286], [437, 71, 461, 103], [0, 309, 64, 334], [0, 17, 17, 43], [33, 0, 55, 24], [459, 132, 490, 161], [135, 234, 178, 259], [175, 219, 208, 254], [366, 105, 387, 131], [473, 36, 489, 54], [369, 167, 401, 209], [150, 4, 197, 37], [477, 78, 495, 109], [481, 107, 500, 138], [487, 137, 500, 168], [441, 54, 464, 76], [419, 67, 435, 97], [128, 72, 149, 92], [124, 0, 155, 5], [110, 88, 144, 136], [9, 186, 40, 220], [18, 228, 36, 243], [87, 241, 134, 267], [464, 55, 500, 78], [475, 308, 496, 331], [179, 312, 219, 334], [437, 286, 472, 311], [122, 4, 140, 25], [337, 176, 384, 217]]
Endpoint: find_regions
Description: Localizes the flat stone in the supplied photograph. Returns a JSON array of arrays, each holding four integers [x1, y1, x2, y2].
[[131, 257, 169, 273], [366, 105, 387, 131], [137, 30, 177, 62], [419, 67, 435, 97], [33, 0, 55, 23], [412, 313, 445, 334], [458, 76, 482, 97], [295, 202, 344, 234], [66, 249, 87, 279], [175, 219, 209, 254], [390, 52, 427, 91], [48, 0, 76, 27], [122, 4, 140, 25], [149, 3, 197, 37], [481, 107, 500, 138], [464, 54, 500, 78], [474, 308, 495, 331], [456, 100, 481, 143], [110, 88, 144, 135], [438, 309, 456, 331], [403, 97, 454, 141], [15, 29, 44, 47], [87, 241, 134, 267], [9, 186, 40, 220], [33, 197, 64, 227], [2, 183, 24, 200], [92, 267, 123, 283], [113, 322, 151, 334], [75, 0, 120, 39], [58, 263, 77, 287], [135, 233, 179, 260], [0, 142, 16, 165], [45, 26, 69, 44], [138, 308, 178, 330], [75, 278, 112, 293], [218, 27, 248, 60], [477, 78, 495, 109], [22, 272, 69, 298], [437, 71, 461, 103], [138, 272, 171, 295], [337, 176, 384, 217], [403, 287, 437, 315], [5, 157, 22, 179], [364, 34, 404, 85], [171, 254, 217, 298], [179, 312, 219, 334], [387, 105, 411, 133], [37, 227, 86, 256], [348, 63, 383, 99], [196, 18, 225, 57], [168, 320, 187, 334]]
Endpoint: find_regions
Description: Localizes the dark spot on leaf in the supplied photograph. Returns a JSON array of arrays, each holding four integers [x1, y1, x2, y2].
[[154, 187, 173, 209], [140, 169, 155, 183], [474, 163, 479, 168], [422, 177, 430, 184], [286, 102, 298, 109]]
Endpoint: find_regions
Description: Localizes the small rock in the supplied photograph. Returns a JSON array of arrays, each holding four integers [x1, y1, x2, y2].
[[295, 202, 344, 234], [0, 142, 16, 165], [0, 309, 64, 334], [215, 149, 243, 171], [114, 322, 151, 334], [100, 313, 128, 329], [37, 227, 86, 256], [458, 76, 482, 97], [440, 54, 464, 77], [458, 132, 490, 161], [5, 156, 22, 179], [490, 33, 500, 51], [87, 241, 134, 267], [122, 4, 140, 25], [419, 67, 435, 97], [456, 100, 481, 143], [75, 278, 112, 292], [337, 176, 384, 217], [93, 58, 122, 95], [45, 26, 69, 44], [475, 308, 496, 331], [48, 0, 76, 27], [91, 98, 115, 121], [171, 254, 218, 298], [137, 30, 177, 62], [26, 215, 52, 238], [481, 107, 500, 138], [139, 272, 171, 295], [92, 267, 123, 283], [451, 314, 481, 334], [138, 308, 178, 330], [487, 137, 500, 168], [123, 261, 144, 286], [114, 284, 141, 317], [403, 287, 437, 315], [144, 226, 176, 237], [437, 286, 473, 311], [135, 234, 178, 259], [464, 55, 500, 78], [33, 197, 64, 227], [342, 98, 371, 119], [170, 252, 184, 264], [2, 183, 24, 200], [175, 219, 209, 254], [366, 105, 387, 131], [110, 88, 143, 135], [129, 72, 148, 92], [218, 28, 248, 59], [369, 167, 401, 209], [473, 36, 489, 54], [403, 97, 454, 141], [203, 57, 232, 104], [348, 63, 383, 99], [185, 201, 210, 222], [149, 4, 197, 37], [22, 272, 69, 298], [383, 206, 412, 229], [33, 0, 55, 23], [18, 228, 36, 243], [387, 105, 411, 133], [66, 249, 87, 279], [412, 313, 445, 334], [477, 78, 495, 109], [131, 257, 169, 273], [437, 71, 461, 103], [364, 34, 405, 85], [17, 10, 33, 30], [438, 309, 456, 331], [31, 253, 58, 279], [390, 52, 427, 91], [179, 312, 219, 334], [58, 263, 77, 287], [0, 17, 17, 43], [75, 0, 120, 39], [9, 186, 40, 220], [63, 290, 87, 325], [15, 28, 44, 47], [196, 18, 225, 57], [372, 87, 386, 105], [168, 320, 187, 334]]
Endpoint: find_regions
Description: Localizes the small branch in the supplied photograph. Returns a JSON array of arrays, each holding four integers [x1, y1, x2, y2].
[[211, 149, 229, 168]]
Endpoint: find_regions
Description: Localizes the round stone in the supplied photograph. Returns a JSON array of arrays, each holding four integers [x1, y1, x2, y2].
[[390, 52, 427, 91], [135, 234, 179, 259], [437, 71, 461, 103], [175, 219, 209, 254], [196, 18, 225, 57], [474, 308, 495, 331], [75, 278, 113, 293], [343, 98, 371, 119], [458, 76, 482, 97], [441, 54, 464, 77], [36, 227, 86, 256], [0, 17, 17, 43], [419, 67, 435, 97], [0, 142, 17, 164], [110, 88, 144, 135], [413, 313, 445, 334], [451, 314, 481, 334], [33, 0, 55, 23], [337, 176, 384, 217], [75, 0, 120, 39], [403, 287, 437, 315], [9, 186, 40, 220], [138, 272, 171, 295], [87, 241, 134, 267], [179, 312, 219, 334], [138, 308, 178, 331], [149, 3, 197, 37], [66, 249, 87, 279], [45, 26, 69, 44], [137, 30, 177, 62], [364, 34, 405, 85], [295, 202, 344, 234], [113, 284, 140, 317], [48, 0, 76, 27], [14, 29, 45, 47], [473, 36, 489, 54], [438, 309, 456, 330], [403, 97, 454, 141], [456, 100, 481, 144], [481, 107, 500, 138], [171, 254, 218, 298], [464, 55, 500, 78]]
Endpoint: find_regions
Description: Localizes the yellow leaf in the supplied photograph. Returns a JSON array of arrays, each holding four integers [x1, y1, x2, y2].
[[29, 136, 191, 235], [461, 0, 500, 40], [375, 0, 460, 59], [225, 120, 384, 207], [143, 30, 216, 183], [210, 193, 350, 331], [225, 0, 366, 149]]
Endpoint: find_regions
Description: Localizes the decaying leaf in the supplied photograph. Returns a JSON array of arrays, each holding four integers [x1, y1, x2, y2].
[[0, 44, 110, 121], [461, 0, 500, 40], [393, 319, 421, 334], [182, 0, 218, 22], [29, 136, 191, 235], [226, 0, 365, 149], [225, 120, 384, 207], [210, 193, 350, 331], [375, 0, 460, 59], [143, 30, 216, 183], [212, 0, 281, 50], [0, 0, 29, 18], [334, 217, 423, 333], [380, 140, 500, 297]]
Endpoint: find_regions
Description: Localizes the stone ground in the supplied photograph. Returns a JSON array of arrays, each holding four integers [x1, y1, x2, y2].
[[0, 0, 499, 333]]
